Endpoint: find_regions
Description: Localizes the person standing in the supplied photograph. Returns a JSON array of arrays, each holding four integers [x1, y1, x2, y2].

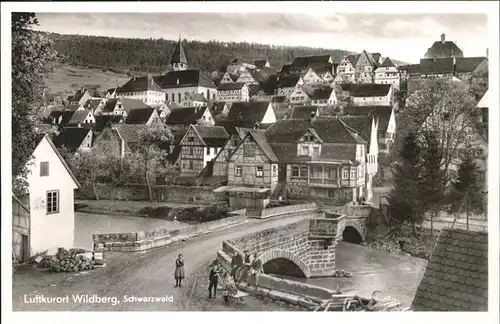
[[230, 251, 243, 281], [174, 254, 185, 287], [208, 264, 219, 299]]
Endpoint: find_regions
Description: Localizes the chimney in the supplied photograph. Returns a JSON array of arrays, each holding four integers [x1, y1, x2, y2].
[[254, 122, 260, 130], [441, 33, 446, 44], [133, 76, 136, 81], [176, 79, 180, 85], [486, 48, 489, 57]]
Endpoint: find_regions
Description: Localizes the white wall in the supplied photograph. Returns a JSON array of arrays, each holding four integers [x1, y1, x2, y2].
[[261, 104, 277, 124], [203, 146, 222, 167], [26, 137, 79, 255], [353, 93, 391, 106], [117, 90, 166, 106], [164, 86, 217, 103]]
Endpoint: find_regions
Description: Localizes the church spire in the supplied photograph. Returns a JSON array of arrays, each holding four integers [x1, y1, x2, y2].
[[170, 35, 188, 71]]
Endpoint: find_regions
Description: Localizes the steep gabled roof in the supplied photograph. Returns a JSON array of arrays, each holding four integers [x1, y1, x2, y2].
[[280, 64, 292, 74], [225, 101, 271, 125], [154, 70, 216, 89], [217, 82, 246, 91], [425, 40, 463, 59], [68, 109, 91, 125], [170, 38, 188, 65], [120, 99, 152, 112], [83, 99, 104, 111], [292, 55, 332, 69], [346, 54, 359, 66], [313, 117, 367, 144], [192, 125, 229, 147], [166, 106, 207, 125], [411, 229, 488, 311], [455, 57, 487, 73], [419, 58, 455, 74], [102, 99, 119, 113], [265, 119, 311, 143], [105, 88, 116, 95], [307, 87, 334, 100], [344, 105, 393, 136], [230, 57, 254, 65], [117, 75, 164, 93], [341, 83, 392, 97], [113, 124, 144, 144], [290, 106, 319, 120], [277, 75, 302, 88], [240, 129, 278, 163], [379, 57, 396, 68], [253, 59, 269, 69], [340, 115, 374, 146], [125, 107, 156, 124], [53, 127, 91, 153]]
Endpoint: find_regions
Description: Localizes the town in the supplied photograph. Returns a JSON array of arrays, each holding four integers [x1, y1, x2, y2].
[[11, 12, 489, 313]]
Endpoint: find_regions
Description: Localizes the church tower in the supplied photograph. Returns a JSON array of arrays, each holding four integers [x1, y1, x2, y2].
[[169, 37, 188, 71]]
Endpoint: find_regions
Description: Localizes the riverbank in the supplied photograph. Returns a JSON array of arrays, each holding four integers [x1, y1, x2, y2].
[[364, 223, 438, 259], [185, 261, 300, 311]]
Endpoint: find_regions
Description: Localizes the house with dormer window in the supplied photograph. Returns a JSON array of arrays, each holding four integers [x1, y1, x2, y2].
[[375, 57, 401, 90], [277, 75, 304, 98], [336, 55, 357, 83]]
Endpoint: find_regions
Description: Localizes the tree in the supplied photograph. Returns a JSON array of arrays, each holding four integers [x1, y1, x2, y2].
[[12, 13, 58, 193], [136, 125, 174, 201], [61, 147, 106, 200], [418, 131, 446, 234], [447, 149, 485, 230], [388, 132, 423, 235], [399, 78, 479, 187]]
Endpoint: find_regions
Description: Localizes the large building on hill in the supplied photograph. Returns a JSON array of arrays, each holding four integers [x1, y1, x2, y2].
[[424, 33, 464, 59], [152, 38, 218, 104]]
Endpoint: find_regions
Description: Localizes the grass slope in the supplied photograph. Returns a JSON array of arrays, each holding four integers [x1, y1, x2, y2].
[[44, 63, 131, 96]]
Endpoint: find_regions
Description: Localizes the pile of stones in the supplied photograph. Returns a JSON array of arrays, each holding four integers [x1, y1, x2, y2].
[[38, 248, 96, 272]]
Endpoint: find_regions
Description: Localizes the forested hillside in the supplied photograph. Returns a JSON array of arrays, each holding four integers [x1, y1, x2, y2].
[[44, 32, 353, 74]]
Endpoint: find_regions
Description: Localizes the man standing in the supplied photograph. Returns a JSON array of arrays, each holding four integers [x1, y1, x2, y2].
[[208, 264, 219, 299], [230, 251, 243, 281]]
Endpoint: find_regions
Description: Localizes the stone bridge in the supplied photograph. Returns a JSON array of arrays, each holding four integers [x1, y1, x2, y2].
[[217, 205, 372, 278]]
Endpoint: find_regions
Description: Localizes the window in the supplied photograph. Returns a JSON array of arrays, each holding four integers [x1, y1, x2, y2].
[[171, 93, 174, 102], [292, 166, 299, 177], [300, 166, 308, 177], [256, 166, 263, 177], [40, 161, 49, 177], [342, 169, 349, 179], [189, 147, 194, 155], [329, 168, 337, 179], [235, 166, 242, 177], [188, 136, 194, 142], [272, 164, 278, 177], [178, 93, 181, 102], [46, 190, 59, 214], [207, 147, 211, 155], [302, 146, 310, 156], [351, 169, 356, 179], [189, 161, 194, 170]]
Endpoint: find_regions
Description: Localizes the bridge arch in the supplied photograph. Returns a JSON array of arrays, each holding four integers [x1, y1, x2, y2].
[[257, 249, 311, 278], [342, 223, 365, 244]]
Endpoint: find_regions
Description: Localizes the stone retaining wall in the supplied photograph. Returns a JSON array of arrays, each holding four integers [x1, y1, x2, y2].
[[254, 203, 317, 219], [93, 216, 247, 252], [76, 183, 219, 204], [237, 274, 337, 310]]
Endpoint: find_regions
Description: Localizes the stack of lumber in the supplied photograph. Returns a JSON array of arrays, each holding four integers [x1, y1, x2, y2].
[[38, 248, 96, 272], [313, 291, 409, 312]]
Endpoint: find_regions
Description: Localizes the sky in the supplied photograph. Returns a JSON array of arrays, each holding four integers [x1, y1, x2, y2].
[[34, 12, 489, 64]]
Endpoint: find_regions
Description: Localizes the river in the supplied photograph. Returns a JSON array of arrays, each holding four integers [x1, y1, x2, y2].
[[280, 242, 428, 308]]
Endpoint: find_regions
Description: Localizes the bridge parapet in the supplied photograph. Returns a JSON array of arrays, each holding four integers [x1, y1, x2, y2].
[[220, 214, 347, 278]]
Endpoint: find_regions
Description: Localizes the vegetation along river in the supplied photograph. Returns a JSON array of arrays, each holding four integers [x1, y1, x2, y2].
[[278, 242, 428, 308]]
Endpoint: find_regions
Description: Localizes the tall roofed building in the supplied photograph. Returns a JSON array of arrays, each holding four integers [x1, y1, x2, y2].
[[170, 37, 188, 71], [424, 33, 464, 59]]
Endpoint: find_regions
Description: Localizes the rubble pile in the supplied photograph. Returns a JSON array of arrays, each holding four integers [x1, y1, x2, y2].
[[37, 248, 96, 272]]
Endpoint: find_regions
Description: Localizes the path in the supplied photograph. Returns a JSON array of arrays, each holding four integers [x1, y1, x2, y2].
[[13, 213, 318, 311]]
